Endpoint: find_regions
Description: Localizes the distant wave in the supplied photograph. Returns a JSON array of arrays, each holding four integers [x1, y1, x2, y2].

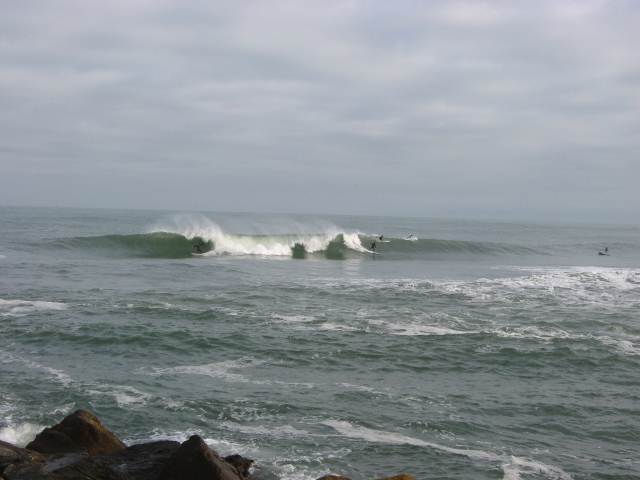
[[50, 231, 537, 260], [47, 215, 539, 259]]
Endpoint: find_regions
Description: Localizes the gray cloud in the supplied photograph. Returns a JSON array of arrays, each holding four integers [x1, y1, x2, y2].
[[1, 0, 638, 222]]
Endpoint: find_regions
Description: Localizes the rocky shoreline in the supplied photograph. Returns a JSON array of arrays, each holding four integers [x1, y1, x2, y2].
[[0, 410, 413, 480]]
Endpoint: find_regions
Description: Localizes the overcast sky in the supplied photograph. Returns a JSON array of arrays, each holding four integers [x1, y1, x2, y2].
[[1, 0, 638, 222]]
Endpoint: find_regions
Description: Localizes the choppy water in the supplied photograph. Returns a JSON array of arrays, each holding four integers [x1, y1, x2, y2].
[[1, 207, 639, 479]]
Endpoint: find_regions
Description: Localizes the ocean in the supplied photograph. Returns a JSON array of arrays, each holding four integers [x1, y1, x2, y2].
[[0, 206, 638, 479]]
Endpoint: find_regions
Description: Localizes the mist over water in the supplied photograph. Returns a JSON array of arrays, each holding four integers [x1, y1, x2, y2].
[[1, 207, 639, 479]]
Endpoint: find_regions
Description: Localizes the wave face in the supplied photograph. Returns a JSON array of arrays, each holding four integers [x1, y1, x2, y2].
[[52, 233, 212, 258], [50, 225, 535, 259], [360, 235, 540, 256]]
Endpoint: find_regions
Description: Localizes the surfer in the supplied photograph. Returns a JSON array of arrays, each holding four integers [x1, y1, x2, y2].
[[193, 244, 202, 254], [378, 235, 384, 241], [370, 240, 376, 251], [598, 247, 609, 256]]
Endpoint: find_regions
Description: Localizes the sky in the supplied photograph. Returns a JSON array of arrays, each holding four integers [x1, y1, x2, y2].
[[0, 0, 638, 222]]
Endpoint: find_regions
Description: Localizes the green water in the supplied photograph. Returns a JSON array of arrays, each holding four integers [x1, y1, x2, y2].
[[1, 207, 639, 479]]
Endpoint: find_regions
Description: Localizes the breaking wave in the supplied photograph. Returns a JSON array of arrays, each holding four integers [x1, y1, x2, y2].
[[51, 232, 212, 258], [48, 216, 537, 260]]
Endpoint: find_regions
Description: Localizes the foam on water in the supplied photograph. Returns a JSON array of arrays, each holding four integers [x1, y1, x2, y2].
[[271, 314, 316, 324], [318, 322, 359, 332], [87, 384, 152, 407], [222, 421, 309, 438], [323, 420, 572, 480], [0, 298, 67, 316], [435, 267, 640, 306], [494, 326, 576, 342], [145, 358, 262, 383], [0, 351, 73, 387], [371, 318, 473, 336], [0, 423, 45, 447]]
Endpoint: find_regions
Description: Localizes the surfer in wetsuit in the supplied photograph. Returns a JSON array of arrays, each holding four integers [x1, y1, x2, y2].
[[370, 240, 376, 251], [379, 235, 384, 241]]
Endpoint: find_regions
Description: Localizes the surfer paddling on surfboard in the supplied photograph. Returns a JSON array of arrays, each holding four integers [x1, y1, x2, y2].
[[598, 247, 609, 256]]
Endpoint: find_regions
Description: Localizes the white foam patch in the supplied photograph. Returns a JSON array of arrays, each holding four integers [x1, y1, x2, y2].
[[0, 351, 73, 387], [146, 358, 262, 383], [437, 267, 640, 306], [337, 382, 383, 395], [323, 420, 572, 480], [494, 326, 576, 342], [222, 421, 309, 438], [597, 336, 640, 356], [0, 299, 67, 316], [318, 322, 359, 332], [0, 422, 44, 447], [381, 322, 472, 336], [271, 314, 316, 324], [87, 385, 152, 407]]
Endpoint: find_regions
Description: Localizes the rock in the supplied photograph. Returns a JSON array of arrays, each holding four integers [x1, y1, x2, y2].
[[158, 435, 242, 480], [224, 454, 254, 479], [41, 460, 128, 480], [0, 440, 46, 479], [4, 441, 180, 480], [26, 410, 125, 456], [0, 440, 45, 468], [99, 440, 180, 479]]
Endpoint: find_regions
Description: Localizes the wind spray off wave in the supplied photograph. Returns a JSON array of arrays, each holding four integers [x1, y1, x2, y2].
[[148, 215, 369, 257]]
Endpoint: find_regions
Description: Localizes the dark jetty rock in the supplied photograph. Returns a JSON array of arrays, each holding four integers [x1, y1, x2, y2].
[[1, 410, 411, 480], [26, 410, 126, 456], [224, 454, 254, 478], [0, 440, 46, 477], [158, 435, 243, 480]]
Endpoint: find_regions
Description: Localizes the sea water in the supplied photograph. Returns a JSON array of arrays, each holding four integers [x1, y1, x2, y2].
[[0, 206, 638, 479]]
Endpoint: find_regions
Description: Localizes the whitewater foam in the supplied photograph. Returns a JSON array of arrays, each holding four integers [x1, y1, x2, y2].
[[271, 314, 316, 324], [221, 421, 309, 438], [145, 358, 262, 383], [323, 420, 572, 480], [0, 351, 73, 387], [435, 267, 640, 306], [0, 299, 67, 316], [87, 384, 152, 407], [0, 422, 44, 447], [148, 215, 369, 256]]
